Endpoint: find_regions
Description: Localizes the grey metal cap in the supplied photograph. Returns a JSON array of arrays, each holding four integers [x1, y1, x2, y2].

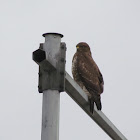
[[42, 32, 63, 38]]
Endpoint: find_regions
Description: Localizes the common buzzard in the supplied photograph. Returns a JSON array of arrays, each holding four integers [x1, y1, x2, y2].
[[72, 42, 104, 113]]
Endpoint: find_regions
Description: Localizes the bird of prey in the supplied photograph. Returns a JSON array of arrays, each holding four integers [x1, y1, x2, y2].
[[72, 42, 104, 113]]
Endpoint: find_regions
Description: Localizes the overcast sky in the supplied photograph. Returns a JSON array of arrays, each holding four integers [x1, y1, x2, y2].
[[0, 0, 140, 139]]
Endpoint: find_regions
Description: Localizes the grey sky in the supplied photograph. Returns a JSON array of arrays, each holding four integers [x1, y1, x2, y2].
[[0, 0, 140, 139]]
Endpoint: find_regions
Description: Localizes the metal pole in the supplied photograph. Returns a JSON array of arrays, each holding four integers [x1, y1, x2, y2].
[[41, 90, 60, 140], [41, 33, 63, 140]]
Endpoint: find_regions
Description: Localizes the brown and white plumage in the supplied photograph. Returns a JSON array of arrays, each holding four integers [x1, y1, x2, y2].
[[72, 42, 104, 113]]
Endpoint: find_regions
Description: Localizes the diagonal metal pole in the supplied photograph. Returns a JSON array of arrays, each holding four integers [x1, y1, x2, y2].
[[65, 72, 127, 140]]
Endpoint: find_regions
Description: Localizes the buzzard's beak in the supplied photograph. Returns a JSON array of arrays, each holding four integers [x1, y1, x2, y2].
[[76, 46, 79, 49]]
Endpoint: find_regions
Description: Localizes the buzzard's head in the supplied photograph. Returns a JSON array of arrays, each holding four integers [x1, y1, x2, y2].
[[76, 42, 90, 52]]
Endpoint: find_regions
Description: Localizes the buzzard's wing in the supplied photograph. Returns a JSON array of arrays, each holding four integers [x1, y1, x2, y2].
[[77, 53, 104, 94], [98, 69, 104, 93]]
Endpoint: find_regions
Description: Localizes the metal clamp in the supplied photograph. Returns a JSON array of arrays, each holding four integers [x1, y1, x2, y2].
[[33, 42, 66, 93]]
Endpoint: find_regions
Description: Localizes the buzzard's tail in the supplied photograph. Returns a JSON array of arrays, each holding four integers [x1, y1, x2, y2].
[[95, 95, 102, 110], [89, 95, 102, 113], [89, 98, 94, 114]]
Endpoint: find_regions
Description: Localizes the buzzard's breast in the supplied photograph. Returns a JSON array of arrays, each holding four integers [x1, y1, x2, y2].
[[72, 55, 78, 80], [72, 54, 91, 97]]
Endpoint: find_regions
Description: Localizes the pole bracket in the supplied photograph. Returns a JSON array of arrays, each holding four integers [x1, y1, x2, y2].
[[33, 42, 66, 93]]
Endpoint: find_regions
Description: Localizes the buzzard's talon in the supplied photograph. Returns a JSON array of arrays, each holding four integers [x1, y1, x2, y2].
[[89, 98, 94, 114]]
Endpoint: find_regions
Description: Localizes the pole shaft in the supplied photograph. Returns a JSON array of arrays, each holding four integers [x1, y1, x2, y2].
[[41, 90, 60, 140]]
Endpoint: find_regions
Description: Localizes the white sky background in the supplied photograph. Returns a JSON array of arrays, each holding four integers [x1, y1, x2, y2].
[[0, 0, 140, 139]]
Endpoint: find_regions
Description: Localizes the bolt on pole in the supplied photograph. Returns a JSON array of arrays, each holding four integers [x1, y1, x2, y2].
[[33, 33, 66, 140]]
